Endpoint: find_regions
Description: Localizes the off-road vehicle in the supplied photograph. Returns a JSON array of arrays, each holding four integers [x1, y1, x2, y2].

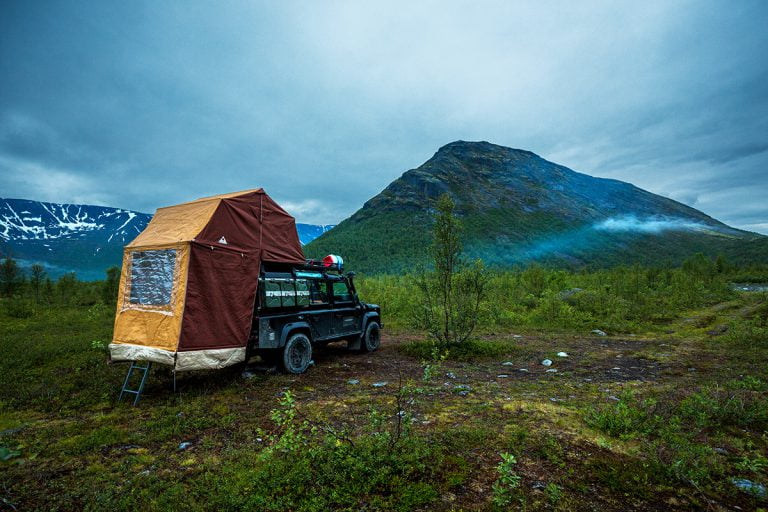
[[247, 255, 382, 373]]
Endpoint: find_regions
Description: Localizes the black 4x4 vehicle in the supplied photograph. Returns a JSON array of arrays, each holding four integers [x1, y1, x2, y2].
[[247, 256, 382, 374]]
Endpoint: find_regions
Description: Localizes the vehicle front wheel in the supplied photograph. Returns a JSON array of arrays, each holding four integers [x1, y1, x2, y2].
[[361, 321, 381, 352], [282, 333, 313, 374]]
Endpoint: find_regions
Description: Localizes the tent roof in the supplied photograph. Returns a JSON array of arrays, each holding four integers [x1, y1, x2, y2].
[[127, 189, 265, 248], [169, 188, 264, 206]]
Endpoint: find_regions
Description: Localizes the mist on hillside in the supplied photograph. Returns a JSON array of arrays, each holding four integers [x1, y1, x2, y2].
[[593, 215, 714, 234], [469, 215, 730, 267]]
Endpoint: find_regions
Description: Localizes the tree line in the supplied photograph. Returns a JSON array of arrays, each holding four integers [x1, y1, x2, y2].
[[0, 258, 120, 307]]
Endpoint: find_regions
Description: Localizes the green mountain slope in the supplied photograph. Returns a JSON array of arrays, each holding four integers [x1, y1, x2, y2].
[[307, 141, 767, 273]]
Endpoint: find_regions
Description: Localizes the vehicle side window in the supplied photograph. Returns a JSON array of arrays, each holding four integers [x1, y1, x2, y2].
[[308, 279, 328, 304], [262, 279, 302, 308], [281, 281, 296, 307], [332, 281, 352, 303], [295, 279, 310, 307], [263, 279, 282, 308]]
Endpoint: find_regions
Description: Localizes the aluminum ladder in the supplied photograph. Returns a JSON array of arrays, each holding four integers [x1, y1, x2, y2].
[[118, 361, 151, 406]]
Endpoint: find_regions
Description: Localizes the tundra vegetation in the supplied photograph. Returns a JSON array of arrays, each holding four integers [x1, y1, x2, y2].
[[1, 249, 767, 510]]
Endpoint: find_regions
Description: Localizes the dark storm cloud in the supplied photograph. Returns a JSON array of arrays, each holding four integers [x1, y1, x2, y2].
[[1, 0, 766, 232]]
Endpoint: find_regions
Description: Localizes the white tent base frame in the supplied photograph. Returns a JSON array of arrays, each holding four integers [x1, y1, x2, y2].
[[109, 343, 247, 371]]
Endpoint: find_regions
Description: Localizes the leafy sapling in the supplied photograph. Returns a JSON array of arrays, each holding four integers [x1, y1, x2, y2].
[[492, 452, 522, 508]]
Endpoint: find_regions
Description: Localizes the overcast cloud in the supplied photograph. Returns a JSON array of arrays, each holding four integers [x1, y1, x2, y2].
[[1, 0, 766, 232]]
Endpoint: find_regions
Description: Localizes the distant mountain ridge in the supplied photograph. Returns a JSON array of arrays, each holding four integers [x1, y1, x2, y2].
[[295, 223, 336, 245], [306, 140, 767, 272], [0, 198, 334, 280]]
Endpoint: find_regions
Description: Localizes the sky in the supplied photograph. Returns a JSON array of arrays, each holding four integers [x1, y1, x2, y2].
[[1, 1, 767, 233]]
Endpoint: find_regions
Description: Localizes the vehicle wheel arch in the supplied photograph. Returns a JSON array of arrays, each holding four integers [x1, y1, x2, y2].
[[361, 312, 380, 332], [347, 312, 381, 351], [278, 322, 313, 348]]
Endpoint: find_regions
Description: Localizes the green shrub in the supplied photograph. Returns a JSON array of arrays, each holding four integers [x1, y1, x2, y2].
[[655, 431, 719, 485], [728, 375, 766, 391], [545, 482, 563, 504], [585, 393, 657, 439], [400, 338, 517, 361], [678, 388, 768, 430], [586, 382, 768, 487], [4, 298, 35, 319], [520, 264, 548, 297], [491, 452, 522, 509], [723, 300, 768, 347], [201, 391, 444, 512], [735, 453, 768, 473]]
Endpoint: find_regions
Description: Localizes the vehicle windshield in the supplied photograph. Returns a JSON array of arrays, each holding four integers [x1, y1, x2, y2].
[[332, 281, 353, 302]]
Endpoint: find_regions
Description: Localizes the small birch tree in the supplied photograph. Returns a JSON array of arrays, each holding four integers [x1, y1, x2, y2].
[[415, 194, 486, 346]]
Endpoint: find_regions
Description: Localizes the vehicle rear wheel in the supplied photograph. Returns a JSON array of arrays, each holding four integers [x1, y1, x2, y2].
[[282, 333, 313, 374], [361, 321, 381, 352]]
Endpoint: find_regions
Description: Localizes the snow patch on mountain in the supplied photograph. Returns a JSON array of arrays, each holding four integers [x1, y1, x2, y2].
[[1, 198, 147, 243], [296, 223, 336, 245], [1, 197, 336, 280]]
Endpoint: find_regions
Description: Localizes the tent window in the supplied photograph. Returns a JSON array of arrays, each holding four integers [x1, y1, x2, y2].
[[129, 249, 177, 306]]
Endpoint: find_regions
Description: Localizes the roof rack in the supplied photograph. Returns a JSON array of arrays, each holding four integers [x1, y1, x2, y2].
[[302, 260, 340, 273], [302, 254, 344, 273]]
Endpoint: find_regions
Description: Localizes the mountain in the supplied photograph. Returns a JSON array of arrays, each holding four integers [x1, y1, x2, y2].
[[0, 198, 334, 280], [306, 141, 767, 273], [296, 223, 336, 245], [0, 199, 151, 280]]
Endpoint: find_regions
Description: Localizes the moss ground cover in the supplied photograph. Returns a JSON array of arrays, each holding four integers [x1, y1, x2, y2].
[[1, 264, 767, 510]]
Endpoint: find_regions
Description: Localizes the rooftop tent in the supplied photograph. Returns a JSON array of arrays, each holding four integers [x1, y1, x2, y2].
[[109, 189, 305, 371]]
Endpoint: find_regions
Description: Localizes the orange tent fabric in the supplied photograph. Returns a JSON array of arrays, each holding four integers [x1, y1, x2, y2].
[[110, 189, 305, 370]]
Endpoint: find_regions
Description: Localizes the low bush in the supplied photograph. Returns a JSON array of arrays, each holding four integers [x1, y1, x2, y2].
[[586, 381, 768, 486], [723, 298, 768, 347], [203, 391, 445, 512], [400, 338, 517, 361], [678, 388, 768, 430], [585, 393, 658, 439], [3, 298, 35, 319]]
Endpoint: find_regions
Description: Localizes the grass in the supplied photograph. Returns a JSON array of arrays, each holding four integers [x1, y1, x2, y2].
[[1, 270, 768, 510], [399, 337, 522, 361]]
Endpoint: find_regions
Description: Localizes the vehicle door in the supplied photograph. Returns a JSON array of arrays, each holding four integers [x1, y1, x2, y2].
[[331, 279, 360, 337], [306, 278, 333, 340]]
